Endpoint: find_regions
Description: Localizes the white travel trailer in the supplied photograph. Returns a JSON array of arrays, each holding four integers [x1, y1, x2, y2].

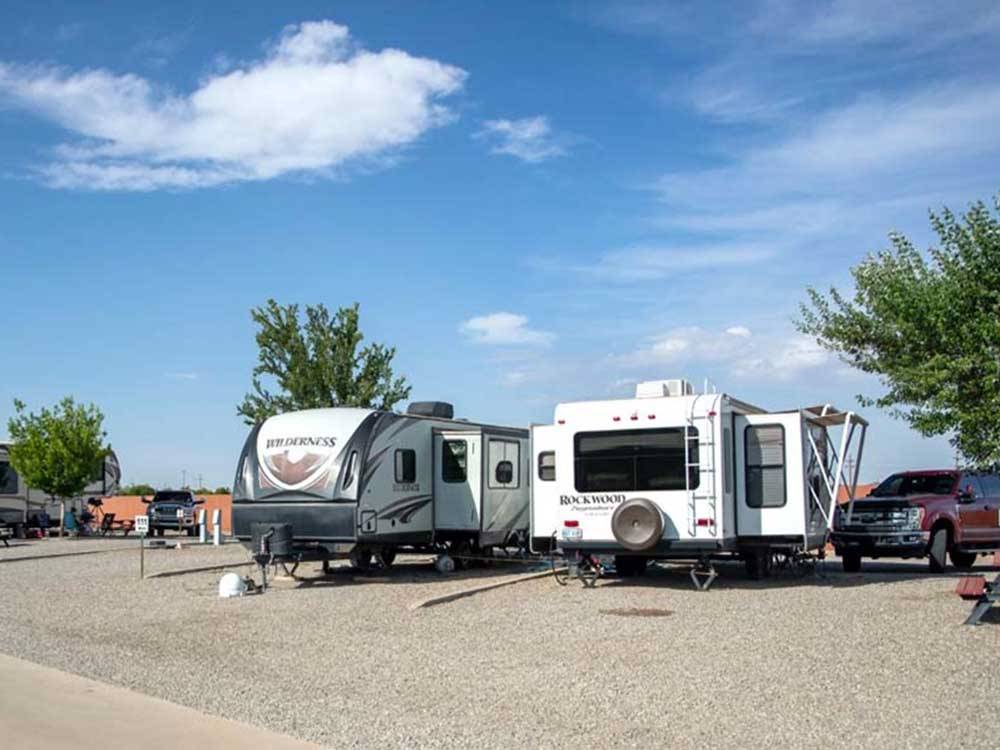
[[232, 402, 530, 568], [531, 379, 867, 580], [0, 442, 121, 526]]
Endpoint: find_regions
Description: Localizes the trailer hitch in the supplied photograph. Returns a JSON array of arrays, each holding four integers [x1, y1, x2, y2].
[[957, 574, 999, 626]]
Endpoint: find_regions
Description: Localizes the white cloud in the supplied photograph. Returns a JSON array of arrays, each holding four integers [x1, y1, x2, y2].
[[655, 82, 1000, 244], [460, 312, 554, 346], [165, 372, 198, 381], [752, 0, 1000, 46], [477, 116, 566, 163], [571, 243, 775, 282], [0, 20, 467, 190], [619, 326, 829, 380]]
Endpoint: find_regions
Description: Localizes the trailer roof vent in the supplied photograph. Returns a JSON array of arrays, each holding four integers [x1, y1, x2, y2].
[[406, 401, 455, 419], [635, 379, 693, 399]]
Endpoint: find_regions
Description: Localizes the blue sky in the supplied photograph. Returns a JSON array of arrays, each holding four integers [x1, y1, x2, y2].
[[2, 1, 999, 487]]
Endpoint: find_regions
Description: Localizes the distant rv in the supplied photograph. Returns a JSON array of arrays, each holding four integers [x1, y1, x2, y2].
[[531, 378, 868, 579], [0, 442, 122, 524], [232, 402, 530, 568]]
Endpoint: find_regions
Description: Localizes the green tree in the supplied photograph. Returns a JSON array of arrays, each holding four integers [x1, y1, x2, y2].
[[120, 483, 156, 496], [213, 486, 231, 495], [797, 195, 1000, 464], [7, 398, 111, 536], [238, 300, 411, 425]]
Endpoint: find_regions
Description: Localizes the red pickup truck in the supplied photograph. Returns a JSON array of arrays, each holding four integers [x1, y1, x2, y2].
[[831, 469, 1000, 573]]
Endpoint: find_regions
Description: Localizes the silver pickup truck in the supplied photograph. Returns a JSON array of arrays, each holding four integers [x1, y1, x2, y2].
[[143, 490, 205, 537]]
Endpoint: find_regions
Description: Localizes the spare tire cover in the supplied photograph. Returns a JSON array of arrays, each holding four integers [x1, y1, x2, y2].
[[611, 498, 664, 551]]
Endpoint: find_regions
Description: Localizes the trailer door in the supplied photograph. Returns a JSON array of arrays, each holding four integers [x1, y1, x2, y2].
[[433, 431, 482, 531], [735, 413, 803, 538], [530, 425, 560, 551]]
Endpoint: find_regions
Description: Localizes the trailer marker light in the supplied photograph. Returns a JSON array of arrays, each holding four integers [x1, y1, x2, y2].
[[696, 518, 715, 527], [648, 414, 656, 420], [557, 419, 566, 425], [708, 410, 717, 417], [564, 520, 579, 527], [630, 413, 639, 421], [612, 416, 621, 422]]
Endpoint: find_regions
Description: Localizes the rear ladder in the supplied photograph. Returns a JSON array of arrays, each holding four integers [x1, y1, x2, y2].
[[686, 394, 721, 537]]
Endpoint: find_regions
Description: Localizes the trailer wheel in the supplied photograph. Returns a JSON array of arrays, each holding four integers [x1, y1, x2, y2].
[[349, 547, 374, 572], [450, 540, 474, 570], [743, 548, 772, 580], [376, 547, 397, 568], [614, 555, 648, 577], [928, 527, 948, 573], [842, 549, 862, 573], [950, 548, 977, 570]]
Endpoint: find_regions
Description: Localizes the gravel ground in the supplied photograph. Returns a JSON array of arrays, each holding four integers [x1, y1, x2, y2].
[[2, 548, 998, 749], [0, 536, 140, 561]]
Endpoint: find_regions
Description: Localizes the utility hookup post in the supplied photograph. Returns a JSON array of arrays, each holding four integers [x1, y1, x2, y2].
[[198, 508, 207, 544], [212, 508, 222, 546], [176, 509, 185, 549], [135, 514, 149, 579]]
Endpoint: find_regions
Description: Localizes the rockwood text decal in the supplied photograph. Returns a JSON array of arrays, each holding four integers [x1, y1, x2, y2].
[[560, 494, 627, 507]]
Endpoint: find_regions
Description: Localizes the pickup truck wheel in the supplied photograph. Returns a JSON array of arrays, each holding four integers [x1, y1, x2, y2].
[[950, 548, 977, 569], [842, 550, 862, 573], [928, 527, 948, 573]]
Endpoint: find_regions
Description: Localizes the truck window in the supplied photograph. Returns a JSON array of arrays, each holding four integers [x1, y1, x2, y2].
[[574, 428, 698, 493], [981, 474, 1000, 497], [745, 424, 786, 508], [959, 474, 986, 498]]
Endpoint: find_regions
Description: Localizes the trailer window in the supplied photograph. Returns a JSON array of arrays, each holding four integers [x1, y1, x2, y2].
[[745, 425, 785, 508], [343, 451, 358, 488], [573, 428, 698, 493], [394, 450, 416, 483], [0, 460, 18, 495], [538, 451, 556, 481], [442, 440, 467, 483], [488, 439, 520, 489]]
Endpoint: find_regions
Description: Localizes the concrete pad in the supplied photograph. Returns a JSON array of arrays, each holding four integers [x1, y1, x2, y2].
[[0, 653, 324, 750]]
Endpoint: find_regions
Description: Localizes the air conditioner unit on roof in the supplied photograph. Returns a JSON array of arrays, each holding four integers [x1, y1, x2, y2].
[[635, 379, 693, 398]]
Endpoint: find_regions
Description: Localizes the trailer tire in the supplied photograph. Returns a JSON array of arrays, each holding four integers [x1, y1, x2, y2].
[[928, 527, 948, 573], [611, 498, 663, 551], [377, 547, 397, 568], [950, 548, 977, 570], [743, 548, 772, 580], [614, 555, 648, 577], [842, 549, 862, 573], [450, 540, 474, 570], [349, 547, 374, 572]]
